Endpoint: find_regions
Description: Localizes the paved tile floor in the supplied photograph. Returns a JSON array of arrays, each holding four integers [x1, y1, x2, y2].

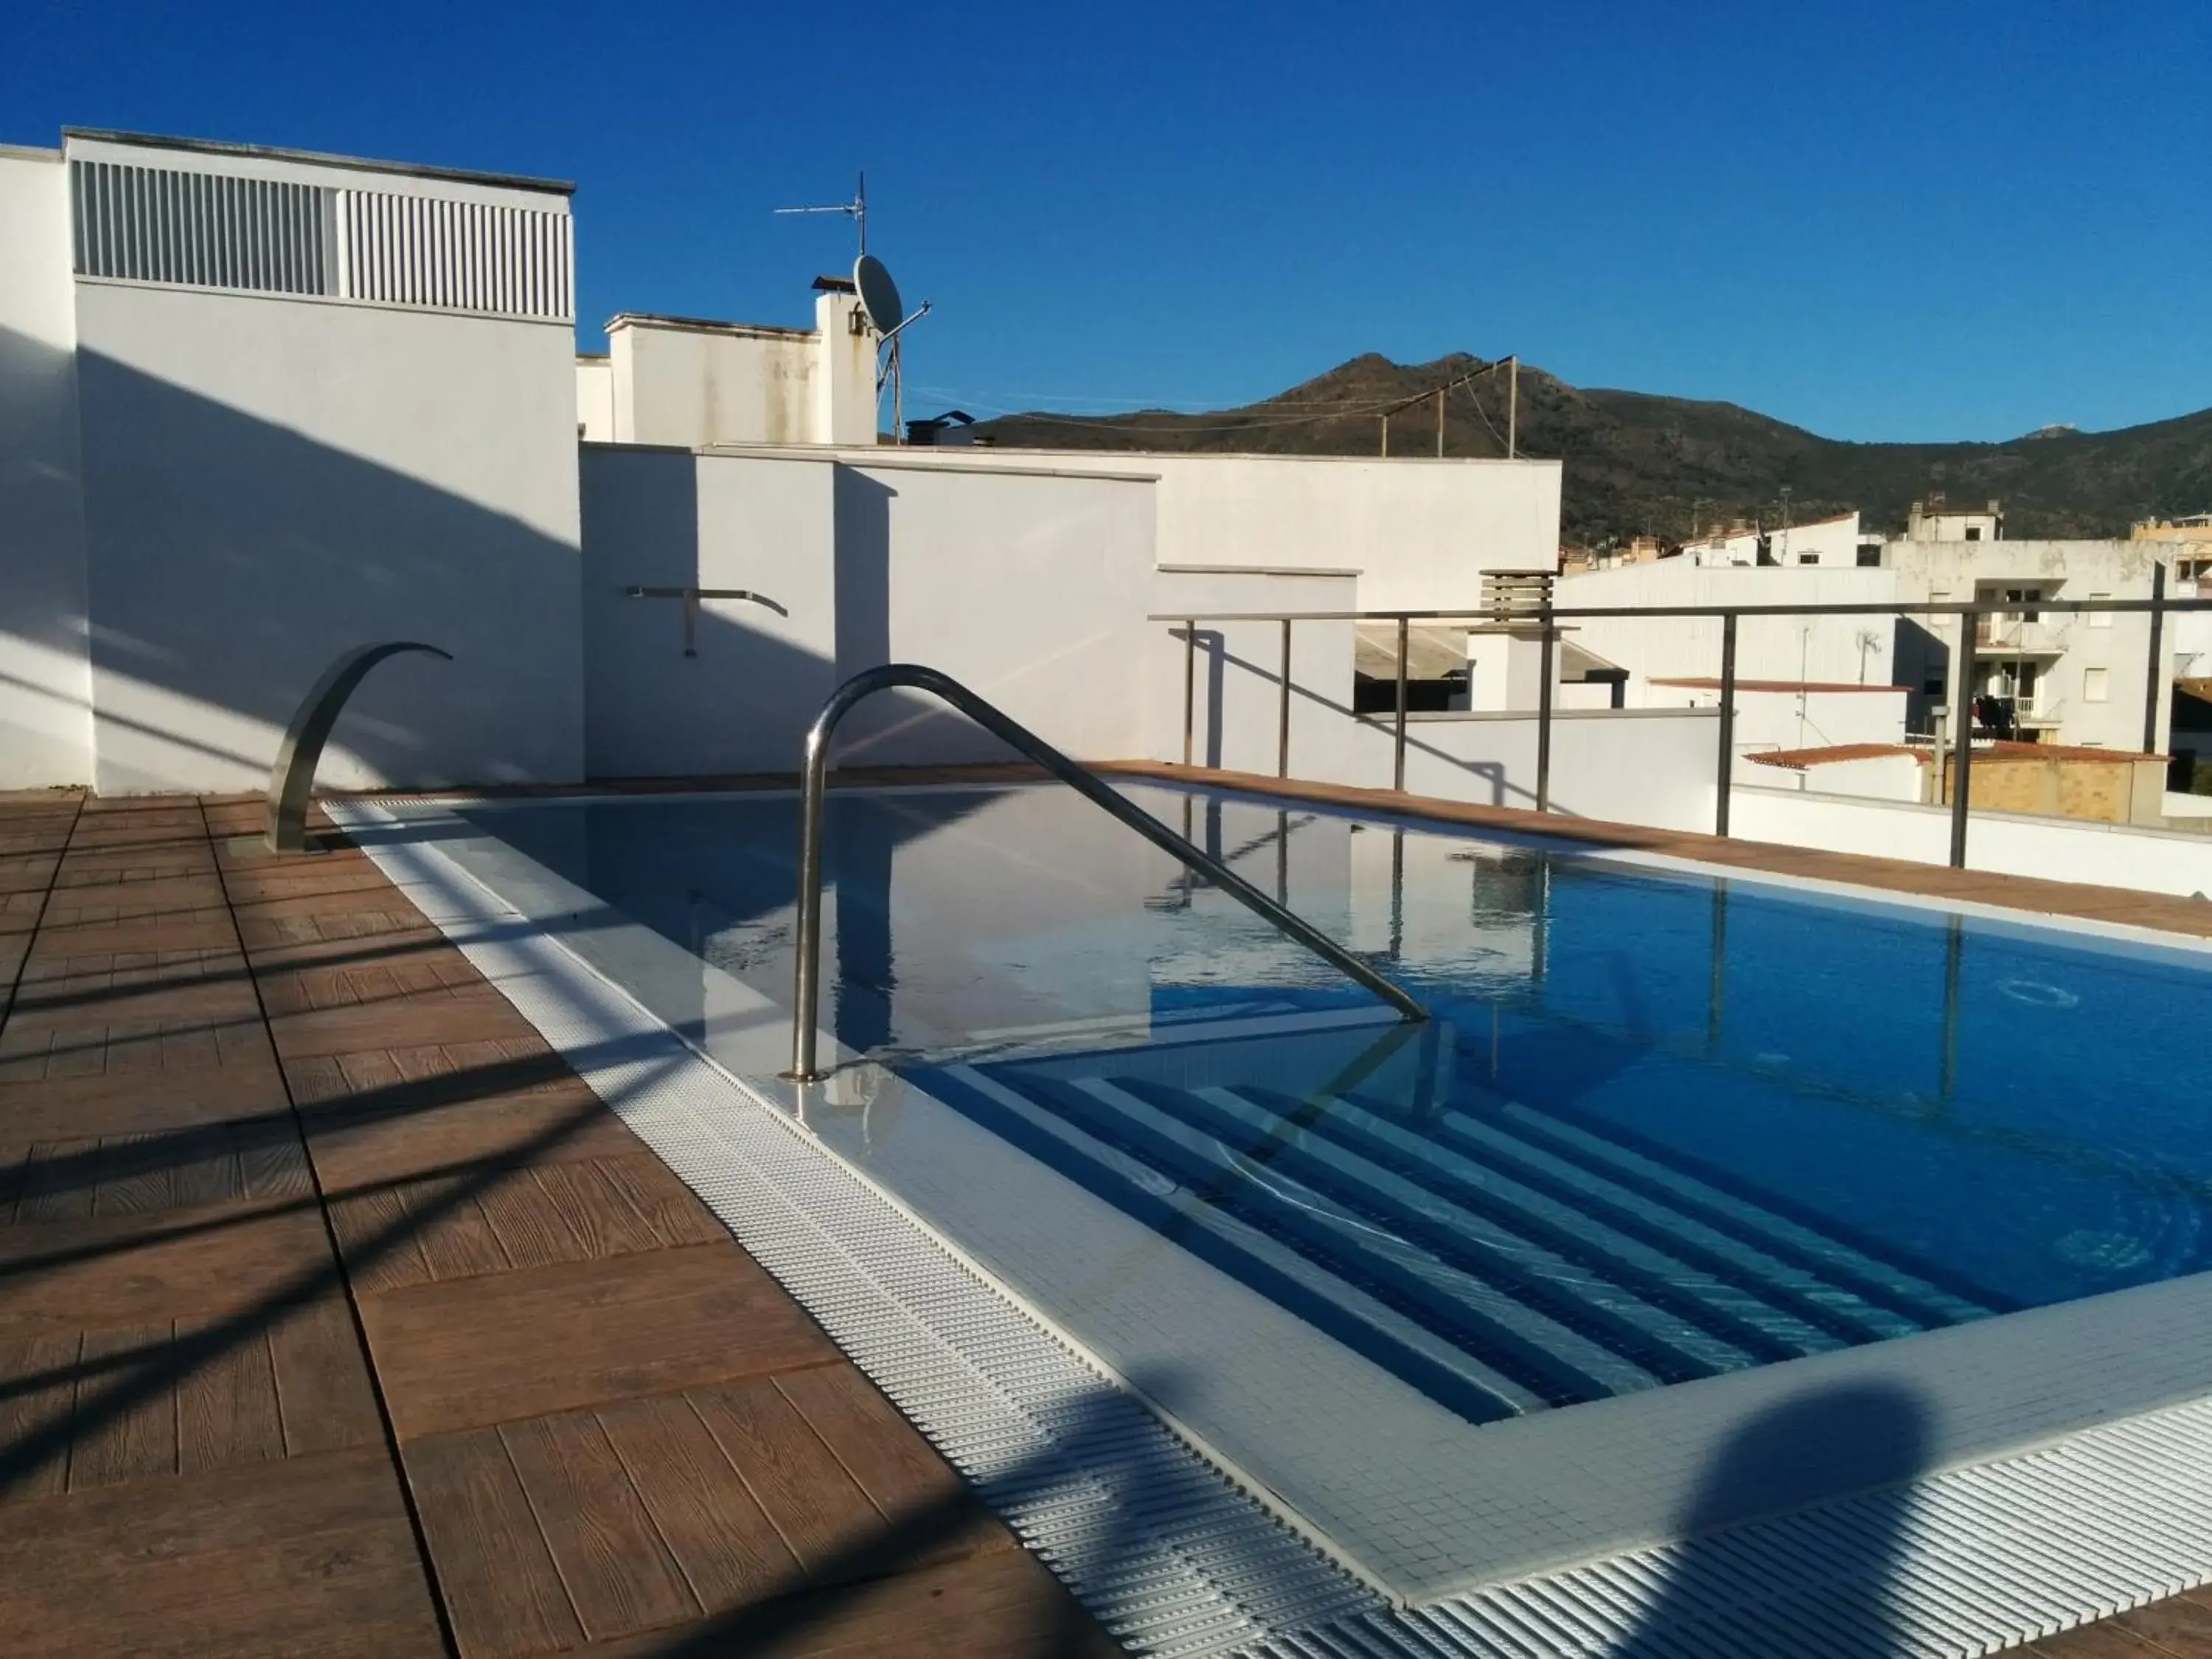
[[0, 790, 1110, 1658]]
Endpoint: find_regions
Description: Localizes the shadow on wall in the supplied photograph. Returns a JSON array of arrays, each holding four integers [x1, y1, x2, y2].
[[2, 327, 975, 794], [1613, 1380, 1932, 1656]]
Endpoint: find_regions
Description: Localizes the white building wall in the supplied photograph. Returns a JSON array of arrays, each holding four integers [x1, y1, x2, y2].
[[1686, 513, 1863, 568], [1150, 566, 1358, 781], [713, 442, 1560, 617], [575, 357, 613, 440], [828, 459, 1157, 768], [69, 219, 584, 790], [1887, 540, 2171, 754], [1731, 785, 2212, 897], [0, 147, 94, 788], [610, 317, 819, 448], [580, 448, 838, 777], [1559, 564, 1903, 703], [1345, 709, 1719, 830]]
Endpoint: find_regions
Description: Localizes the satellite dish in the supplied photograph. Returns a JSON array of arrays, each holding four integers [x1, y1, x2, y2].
[[854, 254, 902, 335]]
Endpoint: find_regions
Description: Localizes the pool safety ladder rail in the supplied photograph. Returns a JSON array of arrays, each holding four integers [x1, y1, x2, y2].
[[784, 663, 1427, 1081]]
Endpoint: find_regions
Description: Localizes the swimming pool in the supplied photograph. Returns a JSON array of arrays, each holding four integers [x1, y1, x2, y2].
[[383, 779, 2212, 1597]]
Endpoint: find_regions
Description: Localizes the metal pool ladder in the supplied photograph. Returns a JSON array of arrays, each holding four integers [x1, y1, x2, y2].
[[785, 664, 1426, 1080]]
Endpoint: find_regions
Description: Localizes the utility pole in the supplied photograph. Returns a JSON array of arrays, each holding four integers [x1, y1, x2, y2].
[[1508, 355, 1518, 459], [1779, 485, 1793, 563], [1436, 388, 1445, 458]]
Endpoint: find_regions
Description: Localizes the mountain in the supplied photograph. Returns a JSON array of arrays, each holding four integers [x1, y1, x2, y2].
[[971, 354, 2212, 548]]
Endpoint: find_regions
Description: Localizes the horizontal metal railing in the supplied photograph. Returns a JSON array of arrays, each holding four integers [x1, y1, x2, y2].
[[1157, 573, 2212, 871], [784, 663, 1426, 1082]]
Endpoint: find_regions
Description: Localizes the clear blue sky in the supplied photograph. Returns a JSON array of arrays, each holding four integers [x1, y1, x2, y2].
[[9, 1, 2208, 442]]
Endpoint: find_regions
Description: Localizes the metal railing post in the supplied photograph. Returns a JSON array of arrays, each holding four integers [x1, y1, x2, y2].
[[1714, 612, 1738, 836], [786, 664, 1426, 1079], [2145, 562, 2168, 756], [1393, 614, 1410, 792], [1950, 614, 1977, 868], [1535, 613, 1556, 813], [1278, 617, 1293, 778], [1181, 618, 1196, 767]]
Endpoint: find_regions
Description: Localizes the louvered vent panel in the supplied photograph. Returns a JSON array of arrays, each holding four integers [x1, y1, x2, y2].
[[68, 159, 570, 322], [332, 189, 571, 321], [71, 160, 333, 295]]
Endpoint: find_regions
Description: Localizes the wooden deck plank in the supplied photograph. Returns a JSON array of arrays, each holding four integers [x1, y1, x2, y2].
[[0, 1331, 80, 1499], [403, 1426, 586, 1659], [0, 1447, 443, 1659], [502, 1407, 701, 1641], [361, 1245, 839, 1441], [531, 1160, 669, 1262], [267, 1295, 382, 1457], [474, 1166, 588, 1271], [69, 1322, 176, 1488], [175, 1315, 285, 1476], [397, 1173, 512, 1282], [686, 1377, 888, 1579], [594, 1391, 801, 1615], [0, 1202, 332, 1330]]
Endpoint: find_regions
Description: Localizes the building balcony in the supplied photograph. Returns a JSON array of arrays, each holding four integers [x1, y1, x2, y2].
[[1975, 618, 2067, 655]]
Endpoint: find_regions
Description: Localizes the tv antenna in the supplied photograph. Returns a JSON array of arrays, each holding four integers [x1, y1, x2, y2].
[[773, 172, 868, 256], [854, 252, 932, 445]]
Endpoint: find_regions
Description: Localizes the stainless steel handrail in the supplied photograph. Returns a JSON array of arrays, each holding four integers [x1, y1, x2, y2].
[[785, 663, 1425, 1081]]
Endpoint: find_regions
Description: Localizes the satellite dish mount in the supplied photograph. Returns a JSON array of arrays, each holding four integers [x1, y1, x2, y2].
[[854, 252, 932, 446]]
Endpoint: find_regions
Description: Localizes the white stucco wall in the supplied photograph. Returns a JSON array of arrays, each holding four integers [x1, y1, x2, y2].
[[575, 357, 613, 440], [1559, 565, 1904, 704], [580, 448, 838, 777], [1685, 513, 1863, 569], [1346, 708, 1720, 830], [827, 459, 1158, 767], [1888, 540, 2173, 754], [796, 445, 1562, 608], [1731, 785, 2212, 897], [605, 291, 876, 449], [71, 276, 584, 793], [611, 319, 818, 448], [1151, 566, 1359, 782], [0, 147, 93, 788]]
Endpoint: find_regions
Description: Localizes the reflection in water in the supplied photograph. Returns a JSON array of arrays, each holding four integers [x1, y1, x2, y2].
[[466, 781, 2212, 1321]]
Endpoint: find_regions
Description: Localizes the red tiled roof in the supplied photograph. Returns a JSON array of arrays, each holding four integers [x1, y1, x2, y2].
[[1750, 744, 1924, 770]]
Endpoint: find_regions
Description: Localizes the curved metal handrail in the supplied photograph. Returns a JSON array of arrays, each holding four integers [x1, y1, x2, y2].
[[785, 663, 1425, 1080], [265, 641, 453, 852]]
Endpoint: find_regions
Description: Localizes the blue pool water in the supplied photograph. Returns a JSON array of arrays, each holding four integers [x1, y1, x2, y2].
[[456, 781, 2212, 1427]]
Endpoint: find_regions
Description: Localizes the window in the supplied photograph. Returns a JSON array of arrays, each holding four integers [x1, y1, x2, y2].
[[1965, 526, 1983, 540], [2088, 591, 2112, 628], [2084, 667, 2110, 703], [1857, 546, 1882, 568], [1798, 553, 1819, 566]]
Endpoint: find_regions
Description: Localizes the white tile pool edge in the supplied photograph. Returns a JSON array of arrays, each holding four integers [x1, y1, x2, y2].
[[333, 797, 2212, 1659], [330, 799, 1377, 1658]]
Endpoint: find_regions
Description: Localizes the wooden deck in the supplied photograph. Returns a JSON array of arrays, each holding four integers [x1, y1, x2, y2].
[[0, 790, 1111, 1658], [0, 775, 2206, 1656]]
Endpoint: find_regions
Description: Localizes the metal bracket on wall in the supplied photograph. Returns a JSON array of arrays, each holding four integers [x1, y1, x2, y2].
[[265, 641, 452, 853], [625, 586, 789, 656]]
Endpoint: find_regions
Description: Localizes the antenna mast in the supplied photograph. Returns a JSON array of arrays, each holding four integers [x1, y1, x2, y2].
[[773, 171, 867, 257]]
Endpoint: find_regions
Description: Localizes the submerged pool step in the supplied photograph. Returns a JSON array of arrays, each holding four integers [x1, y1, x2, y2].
[[1030, 1073, 1662, 1407], [1484, 1101, 2001, 1328], [1214, 1084, 1852, 1363], [1105, 1079, 1763, 1381], [930, 1063, 1548, 1424]]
